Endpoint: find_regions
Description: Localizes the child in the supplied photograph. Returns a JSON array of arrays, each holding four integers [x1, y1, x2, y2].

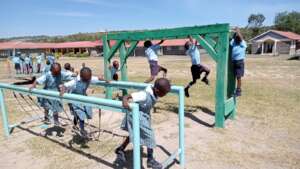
[[109, 60, 120, 81], [115, 78, 171, 169], [230, 28, 247, 96], [30, 63, 73, 125], [24, 55, 31, 74], [12, 56, 21, 74], [47, 54, 55, 65], [63, 63, 77, 77], [184, 36, 210, 97], [144, 40, 167, 83], [60, 67, 107, 137], [36, 53, 43, 73], [42, 60, 51, 74]]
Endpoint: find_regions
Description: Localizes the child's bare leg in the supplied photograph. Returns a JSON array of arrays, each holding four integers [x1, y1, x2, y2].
[[236, 77, 242, 96], [44, 109, 50, 123], [184, 78, 197, 97], [159, 66, 168, 77], [147, 148, 162, 168], [115, 136, 130, 162]]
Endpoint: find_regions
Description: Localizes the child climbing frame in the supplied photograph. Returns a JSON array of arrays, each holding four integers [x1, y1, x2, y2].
[[0, 83, 142, 169], [102, 23, 236, 128]]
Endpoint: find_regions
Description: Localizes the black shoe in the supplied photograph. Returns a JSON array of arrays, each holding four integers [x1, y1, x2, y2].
[[43, 116, 50, 124], [147, 158, 162, 169], [202, 78, 210, 85], [236, 88, 242, 97], [184, 87, 190, 97], [115, 149, 126, 163]]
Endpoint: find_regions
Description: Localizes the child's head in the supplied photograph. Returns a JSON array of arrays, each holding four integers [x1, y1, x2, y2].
[[144, 40, 152, 48], [112, 60, 119, 69], [80, 67, 92, 82], [50, 63, 61, 76], [233, 33, 242, 44], [153, 78, 171, 97], [184, 41, 192, 51], [64, 63, 71, 71], [46, 60, 50, 65]]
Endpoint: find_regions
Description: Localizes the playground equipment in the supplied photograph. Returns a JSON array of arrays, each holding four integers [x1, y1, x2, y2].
[[0, 81, 185, 169], [102, 23, 236, 128]]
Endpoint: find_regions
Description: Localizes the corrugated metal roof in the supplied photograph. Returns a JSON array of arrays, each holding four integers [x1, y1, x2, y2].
[[271, 30, 300, 40]]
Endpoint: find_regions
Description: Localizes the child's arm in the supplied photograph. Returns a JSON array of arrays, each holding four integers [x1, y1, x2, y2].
[[60, 79, 76, 96], [29, 74, 46, 90], [90, 75, 110, 84], [156, 40, 164, 45], [188, 35, 197, 45], [234, 27, 243, 40], [122, 95, 132, 109]]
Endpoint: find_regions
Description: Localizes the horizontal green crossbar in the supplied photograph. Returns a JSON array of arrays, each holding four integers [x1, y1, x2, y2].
[[106, 24, 229, 40]]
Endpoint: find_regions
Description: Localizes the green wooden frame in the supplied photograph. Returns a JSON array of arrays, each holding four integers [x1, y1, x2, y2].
[[102, 23, 236, 128]]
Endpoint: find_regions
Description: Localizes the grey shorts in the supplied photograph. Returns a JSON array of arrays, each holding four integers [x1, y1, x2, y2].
[[149, 60, 160, 76]]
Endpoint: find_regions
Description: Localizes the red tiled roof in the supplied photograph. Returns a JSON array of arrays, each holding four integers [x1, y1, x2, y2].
[[271, 30, 300, 40], [0, 41, 101, 50], [0, 39, 189, 50]]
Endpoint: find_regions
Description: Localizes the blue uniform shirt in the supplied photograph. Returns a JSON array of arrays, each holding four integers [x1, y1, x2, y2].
[[186, 44, 201, 65], [145, 44, 160, 61], [230, 39, 247, 61]]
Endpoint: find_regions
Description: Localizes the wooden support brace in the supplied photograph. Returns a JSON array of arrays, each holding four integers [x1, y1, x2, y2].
[[192, 35, 218, 62]]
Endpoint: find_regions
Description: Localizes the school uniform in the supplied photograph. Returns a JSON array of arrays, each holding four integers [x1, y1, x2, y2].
[[47, 55, 55, 65], [42, 64, 51, 74], [110, 67, 119, 80], [121, 85, 157, 149], [64, 76, 100, 131], [186, 44, 209, 80], [36, 55, 43, 73], [230, 39, 247, 78], [12, 56, 21, 71], [145, 45, 161, 76], [36, 71, 73, 113], [25, 57, 31, 74]]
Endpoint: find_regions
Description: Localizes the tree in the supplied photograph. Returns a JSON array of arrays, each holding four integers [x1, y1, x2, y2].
[[275, 11, 300, 34], [247, 14, 266, 38], [247, 14, 266, 28]]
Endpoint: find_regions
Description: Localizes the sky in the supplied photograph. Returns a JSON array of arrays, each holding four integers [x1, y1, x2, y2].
[[0, 0, 299, 38]]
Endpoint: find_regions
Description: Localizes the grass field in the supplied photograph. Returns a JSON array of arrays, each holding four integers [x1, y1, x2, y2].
[[0, 54, 299, 169]]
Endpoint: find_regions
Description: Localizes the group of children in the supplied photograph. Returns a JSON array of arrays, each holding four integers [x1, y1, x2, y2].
[[24, 28, 246, 169], [11, 53, 56, 75]]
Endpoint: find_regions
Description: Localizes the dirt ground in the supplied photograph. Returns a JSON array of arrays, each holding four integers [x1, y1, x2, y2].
[[0, 54, 299, 169]]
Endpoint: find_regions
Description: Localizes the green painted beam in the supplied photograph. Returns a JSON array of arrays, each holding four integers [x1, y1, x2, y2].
[[192, 35, 218, 62], [120, 43, 128, 95], [106, 24, 229, 40], [103, 36, 113, 99], [224, 97, 235, 116], [125, 41, 139, 58], [107, 40, 123, 60]]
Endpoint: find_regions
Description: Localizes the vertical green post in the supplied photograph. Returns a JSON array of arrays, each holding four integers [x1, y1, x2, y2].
[[131, 105, 141, 169], [227, 44, 237, 119], [178, 87, 185, 168], [119, 42, 128, 96], [215, 32, 229, 128], [0, 89, 10, 137], [103, 36, 113, 99]]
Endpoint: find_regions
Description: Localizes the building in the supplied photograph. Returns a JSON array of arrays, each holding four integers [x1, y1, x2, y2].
[[250, 30, 300, 55], [0, 39, 202, 58], [0, 41, 101, 58]]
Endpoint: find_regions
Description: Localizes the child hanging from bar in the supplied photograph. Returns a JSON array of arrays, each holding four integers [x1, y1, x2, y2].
[[115, 78, 171, 169], [230, 27, 247, 96], [109, 60, 120, 81], [144, 40, 168, 83], [30, 62, 73, 125], [184, 35, 210, 97], [60, 67, 107, 138]]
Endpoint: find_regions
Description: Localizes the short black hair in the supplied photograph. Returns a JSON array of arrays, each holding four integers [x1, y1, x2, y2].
[[64, 63, 71, 70], [50, 62, 61, 71], [154, 78, 171, 93], [80, 67, 92, 75], [184, 42, 190, 50], [144, 40, 152, 48]]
